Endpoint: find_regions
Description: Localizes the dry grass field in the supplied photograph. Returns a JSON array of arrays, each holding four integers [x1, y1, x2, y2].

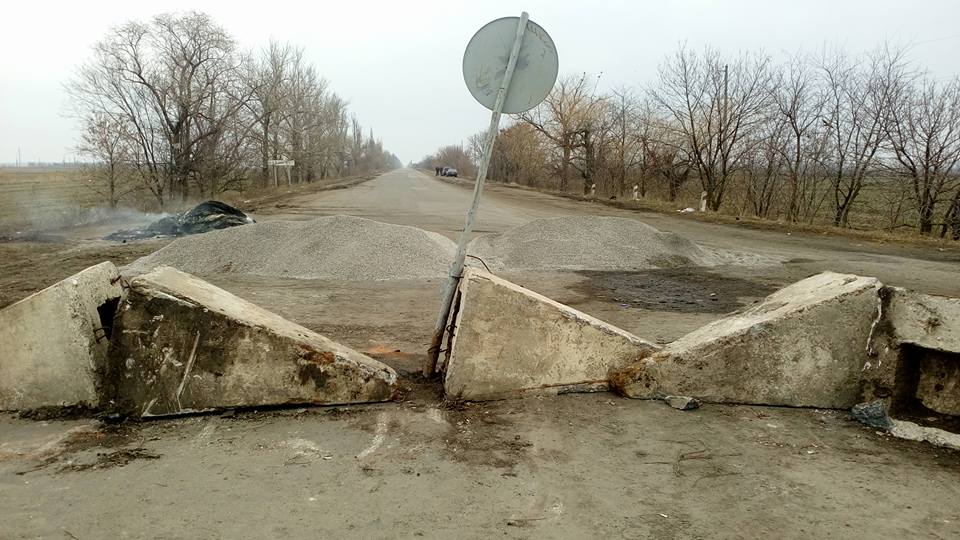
[[0, 166, 380, 236], [0, 166, 104, 233]]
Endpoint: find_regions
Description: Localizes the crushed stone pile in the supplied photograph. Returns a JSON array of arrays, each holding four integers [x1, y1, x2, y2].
[[467, 216, 721, 271], [125, 215, 456, 280]]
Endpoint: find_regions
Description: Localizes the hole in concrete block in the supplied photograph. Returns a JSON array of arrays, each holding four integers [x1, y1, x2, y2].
[[889, 344, 960, 434], [97, 296, 121, 340]]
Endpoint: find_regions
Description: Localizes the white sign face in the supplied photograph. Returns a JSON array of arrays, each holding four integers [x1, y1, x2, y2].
[[462, 16, 559, 114]]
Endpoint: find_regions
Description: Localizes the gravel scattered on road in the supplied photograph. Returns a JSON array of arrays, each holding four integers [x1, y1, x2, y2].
[[467, 216, 719, 271], [125, 215, 456, 280]]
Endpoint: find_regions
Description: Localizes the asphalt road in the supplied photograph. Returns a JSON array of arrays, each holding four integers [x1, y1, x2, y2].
[[261, 167, 550, 236], [261, 168, 960, 296]]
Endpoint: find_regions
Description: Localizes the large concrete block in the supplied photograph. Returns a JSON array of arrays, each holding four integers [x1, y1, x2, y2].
[[611, 272, 881, 408], [887, 288, 960, 353], [443, 268, 658, 400], [0, 262, 123, 411], [108, 266, 398, 417], [861, 287, 960, 416]]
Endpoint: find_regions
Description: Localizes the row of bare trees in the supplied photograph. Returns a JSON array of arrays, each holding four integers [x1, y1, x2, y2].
[[440, 44, 960, 240], [69, 12, 400, 210]]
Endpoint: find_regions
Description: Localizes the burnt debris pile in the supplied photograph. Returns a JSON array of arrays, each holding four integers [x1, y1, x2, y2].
[[106, 201, 254, 242]]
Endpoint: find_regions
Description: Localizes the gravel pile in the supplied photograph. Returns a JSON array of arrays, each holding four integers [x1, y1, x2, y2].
[[126, 215, 456, 280], [467, 216, 716, 271]]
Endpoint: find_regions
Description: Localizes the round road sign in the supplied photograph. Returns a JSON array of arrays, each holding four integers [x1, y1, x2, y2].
[[462, 16, 559, 114]]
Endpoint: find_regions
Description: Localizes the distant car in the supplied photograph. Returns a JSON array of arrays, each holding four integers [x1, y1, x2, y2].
[[443, 168, 458, 177]]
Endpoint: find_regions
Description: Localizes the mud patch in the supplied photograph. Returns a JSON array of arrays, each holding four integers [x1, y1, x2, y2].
[[16, 404, 99, 421], [576, 268, 778, 313], [342, 400, 532, 470], [438, 402, 530, 470], [363, 346, 425, 377], [59, 447, 161, 472], [15, 422, 161, 475]]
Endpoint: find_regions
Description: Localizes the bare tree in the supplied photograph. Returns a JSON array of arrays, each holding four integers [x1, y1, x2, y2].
[[642, 112, 691, 202], [604, 88, 643, 196], [245, 41, 294, 186], [282, 53, 329, 183], [77, 113, 136, 207], [818, 46, 905, 227], [518, 74, 606, 193], [146, 12, 251, 200], [649, 145, 691, 202], [68, 12, 253, 206], [476, 123, 550, 187], [649, 46, 773, 211], [67, 11, 400, 208], [884, 76, 960, 234], [426, 42, 960, 239], [466, 131, 487, 167], [769, 55, 831, 222], [742, 111, 787, 218]]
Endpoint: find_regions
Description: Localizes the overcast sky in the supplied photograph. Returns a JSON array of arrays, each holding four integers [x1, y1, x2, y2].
[[2, 0, 959, 165]]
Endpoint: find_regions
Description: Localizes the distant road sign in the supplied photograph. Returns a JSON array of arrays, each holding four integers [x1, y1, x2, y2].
[[267, 159, 295, 167], [462, 16, 559, 114]]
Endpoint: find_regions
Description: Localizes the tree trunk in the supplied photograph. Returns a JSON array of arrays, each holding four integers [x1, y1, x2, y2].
[[108, 162, 118, 209], [942, 188, 960, 240], [261, 117, 270, 187], [918, 203, 935, 235]]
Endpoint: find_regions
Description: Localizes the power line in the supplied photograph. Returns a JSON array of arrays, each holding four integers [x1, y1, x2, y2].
[[910, 33, 960, 47]]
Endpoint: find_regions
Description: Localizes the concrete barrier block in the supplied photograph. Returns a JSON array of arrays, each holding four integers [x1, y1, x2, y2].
[[887, 288, 960, 353], [611, 271, 882, 408], [864, 287, 960, 416], [443, 268, 658, 400], [0, 262, 123, 411], [108, 266, 398, 417]]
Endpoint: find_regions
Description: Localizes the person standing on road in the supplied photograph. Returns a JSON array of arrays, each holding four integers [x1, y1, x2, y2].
[[435, 166, 440, 176]]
